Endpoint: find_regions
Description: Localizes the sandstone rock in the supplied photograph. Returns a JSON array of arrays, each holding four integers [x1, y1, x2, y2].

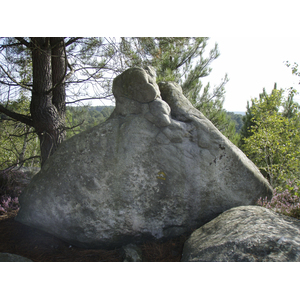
[[181, 206, 300, 262], [15, 67, 272, 249], [0, 252, 32, 262]]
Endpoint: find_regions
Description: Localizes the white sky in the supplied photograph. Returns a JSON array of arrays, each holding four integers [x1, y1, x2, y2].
[[204, 37, 300, 112], [5, 1, 300, 114]]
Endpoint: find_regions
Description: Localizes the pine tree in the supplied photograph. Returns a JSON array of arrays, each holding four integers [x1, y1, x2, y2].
[[0, 37, 118, 167], [239, 83, 280, 147], [0, 37, 233, 167]]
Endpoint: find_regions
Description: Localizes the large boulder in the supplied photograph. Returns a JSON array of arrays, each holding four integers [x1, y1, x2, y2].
[[181, 206, 300, 262], [15, 67, 272, 249]]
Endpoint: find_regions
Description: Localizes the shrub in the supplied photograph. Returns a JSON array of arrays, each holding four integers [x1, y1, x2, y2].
[[257, 180, 300, 219], [0, 195, 19, 214], [0, 169, 25, 214]]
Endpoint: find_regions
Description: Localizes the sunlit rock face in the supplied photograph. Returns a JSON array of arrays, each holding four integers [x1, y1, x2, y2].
[[15, 67, 272, 249]]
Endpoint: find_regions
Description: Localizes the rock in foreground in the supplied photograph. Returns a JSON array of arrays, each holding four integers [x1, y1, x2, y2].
[[181, 206, 300, 262], [16, 67, 272, 249], [0, 253, 32, 262]]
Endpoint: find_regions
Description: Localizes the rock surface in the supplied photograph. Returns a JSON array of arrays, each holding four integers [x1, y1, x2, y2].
[[0, 252, 32, 262], [15, 67, 272, 249], [181, 206, 300, 262]]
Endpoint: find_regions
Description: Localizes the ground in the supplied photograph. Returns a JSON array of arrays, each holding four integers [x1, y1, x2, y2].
[[0, 210, 187, 262]]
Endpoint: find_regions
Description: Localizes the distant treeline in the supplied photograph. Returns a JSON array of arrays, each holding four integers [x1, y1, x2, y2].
[[65, 106, 115, 138], [226, 112, 244, 133], [68, 106, 244, 135]]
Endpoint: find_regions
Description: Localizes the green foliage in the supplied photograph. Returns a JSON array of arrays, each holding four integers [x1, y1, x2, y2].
[[282, 87, 300, 118], [241, 85, 300, 189], [285, 61, 300, 79], [239, 100, 256, 145], [65, 105, 114, 139], [226, 112, 243, 133], [120, 38, 213, 84], [0, 98, 40, 170], [240, 83, 280, 146]]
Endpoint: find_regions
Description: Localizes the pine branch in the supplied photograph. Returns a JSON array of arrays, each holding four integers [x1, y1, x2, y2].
[[65, 37, 83, 47], [0, 64, 33, 91], [0, 104, 34, 127], [0, 42, 23, 50], [15, 37, 31, 48], [0, 80, 31, 87]]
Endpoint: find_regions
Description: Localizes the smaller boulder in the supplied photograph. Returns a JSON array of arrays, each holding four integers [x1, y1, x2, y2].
[[122, 244, 143, 262], [181, 206, 300, 262], [0, 252, 32, 262]]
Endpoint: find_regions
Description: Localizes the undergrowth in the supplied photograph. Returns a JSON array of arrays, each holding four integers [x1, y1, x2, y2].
[[257, 180, 300, 219], [0, 196, 19, 214], [0, 170, 25, 214]]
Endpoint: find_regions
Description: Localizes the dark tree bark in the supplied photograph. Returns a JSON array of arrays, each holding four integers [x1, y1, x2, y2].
[[0, 37, 80, 167], [50, 37, 67, 151], [30, 37, 66, 166]]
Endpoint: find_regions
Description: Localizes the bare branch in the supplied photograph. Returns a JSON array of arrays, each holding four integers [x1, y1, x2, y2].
[[65, 95, 114, 104], [15, 37, 31, 48], [65, 62, 74, 81], [0, 104, 34, 127], [0, 42, 23, 50], [65, 37, 83, 47], [0, 64, 33, 91], [9, 129, 35, 138], [0, 80, 32, 87], [64, 119, 85, 131], [0, 156, 40, 172]]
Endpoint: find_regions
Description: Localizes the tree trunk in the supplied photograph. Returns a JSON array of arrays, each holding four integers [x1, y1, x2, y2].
[[30, 37, 66, 167], [50, 37, 66, 137]]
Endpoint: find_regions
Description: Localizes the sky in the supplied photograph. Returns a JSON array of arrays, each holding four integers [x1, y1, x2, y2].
[[4, 1, 300, 115], [204, 37, 300, 112]]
